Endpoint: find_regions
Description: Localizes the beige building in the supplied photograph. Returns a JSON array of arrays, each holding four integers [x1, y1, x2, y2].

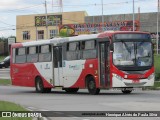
[[16, 11, 88, 43]]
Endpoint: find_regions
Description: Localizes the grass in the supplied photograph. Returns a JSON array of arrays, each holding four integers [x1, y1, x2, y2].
[[154, 54, 160, 81], [154, 81, 160, 88], [0, 79, 11, 85], [144, 81, 160, 90], [0, 101, 32, 120]]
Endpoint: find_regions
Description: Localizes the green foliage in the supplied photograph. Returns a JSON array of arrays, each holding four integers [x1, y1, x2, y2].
[[154, 81, 160, 88], [154, 55, 160, 81], [0, 56, 6, 61]]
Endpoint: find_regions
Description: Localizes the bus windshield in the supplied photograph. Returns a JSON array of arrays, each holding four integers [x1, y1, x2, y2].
[[113, 41, 152, 67]]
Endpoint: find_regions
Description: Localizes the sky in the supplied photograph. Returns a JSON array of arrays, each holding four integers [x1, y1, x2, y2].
[[0, 0, 158, 37]]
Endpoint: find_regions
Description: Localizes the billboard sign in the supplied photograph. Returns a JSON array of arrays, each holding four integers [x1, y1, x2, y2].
[[59, 20, 140, 36], [35, 15, 62, 27]]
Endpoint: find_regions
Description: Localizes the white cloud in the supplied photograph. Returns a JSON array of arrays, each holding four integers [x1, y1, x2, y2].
[[0, 0, 20, 9]]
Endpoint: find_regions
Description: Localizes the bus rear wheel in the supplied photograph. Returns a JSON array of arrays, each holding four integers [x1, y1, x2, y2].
[[35, 77, 51, 93], [87, 76, 100, 95], [64, 88, 79, 93]]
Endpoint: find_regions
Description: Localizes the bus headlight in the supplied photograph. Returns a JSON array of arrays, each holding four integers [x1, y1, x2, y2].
[[113, 73, 123, 81], [148, 73, 155, 80]]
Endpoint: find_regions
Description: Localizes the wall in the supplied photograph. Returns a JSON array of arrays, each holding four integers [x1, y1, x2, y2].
[[16, 11, 87, 43], [85, 12, 160, 33]]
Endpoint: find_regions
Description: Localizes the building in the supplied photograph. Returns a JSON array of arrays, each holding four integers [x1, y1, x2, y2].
[[16, 11, 88, 42], [85, 12, 160, 38], [16, 11, 160, 42]]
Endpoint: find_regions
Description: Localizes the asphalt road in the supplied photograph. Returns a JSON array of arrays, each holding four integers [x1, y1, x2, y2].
[[0, 85, 160, 120], [0, 68, 10, 79]]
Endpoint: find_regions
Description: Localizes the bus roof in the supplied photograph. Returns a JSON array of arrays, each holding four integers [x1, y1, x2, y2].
[[11, 31, 150, 48]]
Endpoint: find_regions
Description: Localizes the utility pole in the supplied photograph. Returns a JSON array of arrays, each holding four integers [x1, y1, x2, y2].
[[101, 0, 104, 32], [157, 0, 159, 54], [45, 0, 48, 39], [133, 0, 135, 31]]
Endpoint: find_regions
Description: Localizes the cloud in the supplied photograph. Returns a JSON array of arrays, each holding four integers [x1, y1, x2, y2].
[[0, 0, 43, 14], [0, 0, 20, 9]]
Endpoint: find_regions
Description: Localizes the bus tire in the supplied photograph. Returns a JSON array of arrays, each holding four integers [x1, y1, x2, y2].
[[122, 88, 132, 94], [64, 88, 79, 93], [35, 77, 45, 93], [87, 76, 100, 95], [44, 88, 51, 93]]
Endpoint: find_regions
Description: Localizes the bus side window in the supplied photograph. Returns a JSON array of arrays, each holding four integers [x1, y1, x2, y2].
[[66, 42, 80, 60], [81, 40, 97, 59], [39, 45, 51, 62], [27, 46, 38, 63], [15, 47, 26, 63]]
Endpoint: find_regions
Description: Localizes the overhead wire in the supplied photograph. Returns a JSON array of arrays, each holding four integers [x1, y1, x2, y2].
[[0, 0, 155, 31]]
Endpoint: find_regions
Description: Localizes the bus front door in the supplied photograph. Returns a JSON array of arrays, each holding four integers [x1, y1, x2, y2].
[[99, 42, 110, 88], [53, 46, 63, 86]]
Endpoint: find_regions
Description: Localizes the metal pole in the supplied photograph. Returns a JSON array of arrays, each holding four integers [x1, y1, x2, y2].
[[36, 26, 38, 41], [101, 0, 104, 32], [157, 0, 159, 54], [133, 0, 135, 31], [45, 0, 48, 39]]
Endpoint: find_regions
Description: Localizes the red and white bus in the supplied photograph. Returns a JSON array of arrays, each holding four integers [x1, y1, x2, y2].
[[10, 31, 154, 94]]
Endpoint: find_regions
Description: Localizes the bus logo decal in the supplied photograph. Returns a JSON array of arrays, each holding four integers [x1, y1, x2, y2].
[[44, 64, 50, 69]]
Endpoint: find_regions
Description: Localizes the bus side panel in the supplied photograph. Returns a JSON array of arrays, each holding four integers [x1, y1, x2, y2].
[[34, 62, 53, 87], [68, 59, 99, 88], [11, 63, 53, 88], [11, 64, 35, 87], [63, 60, 86, 88]]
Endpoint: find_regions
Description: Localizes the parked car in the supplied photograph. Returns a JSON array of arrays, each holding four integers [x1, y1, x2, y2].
[[0, 56, 10, 68]]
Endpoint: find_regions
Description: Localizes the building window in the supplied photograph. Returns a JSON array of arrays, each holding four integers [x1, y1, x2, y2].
[[38, 30, 44, 40], [50, 29, 58, 38], [23, 31, 30, 40]]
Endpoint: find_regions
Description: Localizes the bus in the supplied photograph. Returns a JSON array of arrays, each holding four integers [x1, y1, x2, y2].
[[10, 31, 154, 95]]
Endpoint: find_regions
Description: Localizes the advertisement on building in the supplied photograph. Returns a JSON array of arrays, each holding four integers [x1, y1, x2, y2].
[[35, 15, 62, 26], [59, 20, 140, 36]]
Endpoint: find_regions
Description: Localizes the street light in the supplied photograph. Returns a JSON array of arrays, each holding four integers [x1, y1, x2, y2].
[[133, 0, 135, 31], [157, 0, 159, 54], [101, 0, 104, 32], [45, 0, 48, 39]]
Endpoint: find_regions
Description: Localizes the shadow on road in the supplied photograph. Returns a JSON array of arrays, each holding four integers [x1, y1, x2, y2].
[[10, 90, 141, 96]]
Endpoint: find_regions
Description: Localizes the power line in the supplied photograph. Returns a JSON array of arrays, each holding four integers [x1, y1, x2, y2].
[[0, 0, 155, 29], [0, 0, 151, 13], [0, 4, 43, 13]]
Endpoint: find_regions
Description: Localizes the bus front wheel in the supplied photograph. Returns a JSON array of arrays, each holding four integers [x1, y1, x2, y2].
[[122, 88, 132, 94], [87, 76, 100, 95]]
